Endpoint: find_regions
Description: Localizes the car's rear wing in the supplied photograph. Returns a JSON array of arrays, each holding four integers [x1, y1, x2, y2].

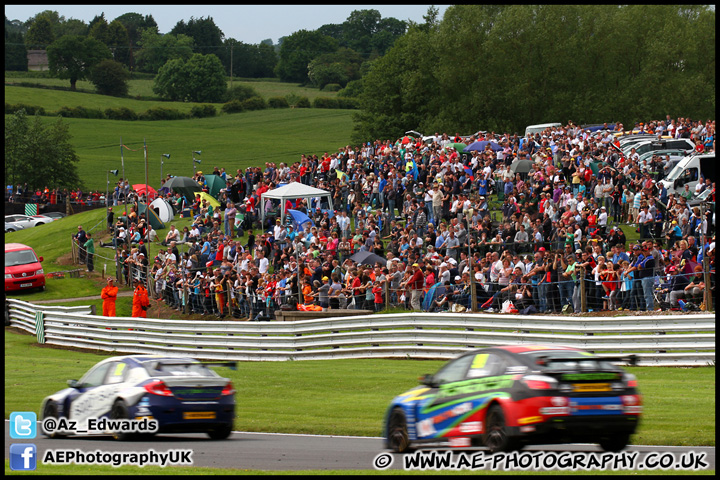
[[152, 360, 238, 371], [535, 354, 638, 367]]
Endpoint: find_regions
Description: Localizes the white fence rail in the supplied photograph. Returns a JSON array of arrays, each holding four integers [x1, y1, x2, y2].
[[6, 299, 715, 366]]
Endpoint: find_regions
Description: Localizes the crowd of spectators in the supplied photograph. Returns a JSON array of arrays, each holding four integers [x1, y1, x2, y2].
[[105, 117, 715, 318]]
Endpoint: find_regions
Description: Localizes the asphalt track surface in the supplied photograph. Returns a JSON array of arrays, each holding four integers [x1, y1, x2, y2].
[[4, 421, 715, 472]]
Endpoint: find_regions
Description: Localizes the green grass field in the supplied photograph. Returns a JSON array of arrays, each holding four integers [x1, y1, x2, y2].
[[4, 328, 715, 446], [5, 74, 338, 101]]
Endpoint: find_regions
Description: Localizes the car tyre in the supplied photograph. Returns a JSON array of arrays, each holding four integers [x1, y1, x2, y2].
[[484, 405, 520, 453], [387, 407, 413, 453], [110, 399, 137, 441], [207, 423, 233, 440], [598, 432, 630, 452], [42, 401, 67, 439]]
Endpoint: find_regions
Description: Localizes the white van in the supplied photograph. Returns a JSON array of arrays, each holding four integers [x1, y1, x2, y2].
[[525, 122, 561, 137], [659, 152, 715, 196]]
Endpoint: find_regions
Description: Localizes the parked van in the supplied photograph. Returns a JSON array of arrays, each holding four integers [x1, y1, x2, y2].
[[623, 138, 695, 157], [659, 152, 716, 196], [525, 122, 561, 137], [5, 243, 45, 292]]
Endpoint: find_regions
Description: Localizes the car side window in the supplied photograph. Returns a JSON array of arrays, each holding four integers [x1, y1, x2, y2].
[[433, 355, 474, 385], [78, 363, 112, 388], [466, 353, 507, 379], [105, 362, 129, 385]]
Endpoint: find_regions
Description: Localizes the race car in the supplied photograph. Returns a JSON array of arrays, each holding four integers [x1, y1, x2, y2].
[[40, 355, 236, 440], [384, 345, 642, 453]]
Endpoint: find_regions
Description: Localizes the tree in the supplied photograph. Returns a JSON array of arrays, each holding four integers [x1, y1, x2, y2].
[[153, 53, 227, 102], [135, 26, 193, 73], [307, 48, 363, 88], [47, 35, 112, 90], [171, 16, 224, 55], [5, 30, 27, 71], [24, 14, 54, 49], [114, 12, 157, 71], [5, 110, 82, 191], [90, 59, 130, 96], [275, 29, 338, 83]]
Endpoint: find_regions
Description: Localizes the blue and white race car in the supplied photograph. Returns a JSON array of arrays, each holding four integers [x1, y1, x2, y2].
[[40, 355, 236, 440]]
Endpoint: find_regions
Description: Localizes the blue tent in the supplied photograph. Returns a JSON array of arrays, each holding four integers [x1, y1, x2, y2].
[[287, 209, 314, 231], [463, 140, 503, 153]]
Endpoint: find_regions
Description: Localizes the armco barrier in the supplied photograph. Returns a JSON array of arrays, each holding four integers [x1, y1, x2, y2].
[[6, 299, 715, 366]]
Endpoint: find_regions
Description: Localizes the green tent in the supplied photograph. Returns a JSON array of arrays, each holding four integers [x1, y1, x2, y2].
[[203, 174, 226, 199], [138, 203, 165, 230]]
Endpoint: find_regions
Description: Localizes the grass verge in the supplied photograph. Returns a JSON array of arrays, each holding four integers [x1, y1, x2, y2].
[[4, 328, 715, 446]]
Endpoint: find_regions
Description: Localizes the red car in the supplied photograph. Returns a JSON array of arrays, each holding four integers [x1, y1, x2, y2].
[[5, 243, 45, 292]]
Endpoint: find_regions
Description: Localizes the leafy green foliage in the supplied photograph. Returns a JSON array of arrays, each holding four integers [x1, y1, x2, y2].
[[4, 110, 83, 190], [312, 97, 339, 109], [56, 105, 104, 119], [5, 30, 28, 71], [104, 106, 138, 121], [5, 103, 46, 115], [355, 5, 716, 139], [138, 106, 186, 120], [90, 59, 130, 96], [24, 14, 54, 49], [47, 35, 111, 90], [135, 27, 194, 74], [190, 104, 217, 118], [224, 84, 260, 102], [240, 96, 267, 111], [275, 29, 339, 83], [267, 96, 289, 108], [221, 99, 245, 114], [153, 53, 227, 102]]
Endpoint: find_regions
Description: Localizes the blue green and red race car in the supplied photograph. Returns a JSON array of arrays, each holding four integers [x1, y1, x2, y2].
[[384, 345, 642, 453]]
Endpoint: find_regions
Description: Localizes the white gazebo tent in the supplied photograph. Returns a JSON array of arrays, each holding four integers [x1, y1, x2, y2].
[[260, 182, 333, 226]]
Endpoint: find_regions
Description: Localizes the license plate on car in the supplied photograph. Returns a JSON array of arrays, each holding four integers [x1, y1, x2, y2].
[[573, 383, 611, 392], [20, 283, 32, 288], [183, 411, 216, 420]]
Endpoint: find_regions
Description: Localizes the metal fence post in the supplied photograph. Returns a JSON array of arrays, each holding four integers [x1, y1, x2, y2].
[[580, 266, 587, 312]]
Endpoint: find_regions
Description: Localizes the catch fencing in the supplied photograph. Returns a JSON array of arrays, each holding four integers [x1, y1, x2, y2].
[[6, 299, 714, 366]]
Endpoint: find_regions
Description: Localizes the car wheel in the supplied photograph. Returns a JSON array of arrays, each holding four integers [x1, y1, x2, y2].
[[598, 433, 630, 452], [387, 407, 413, 453], [110, 399, 136, 441], [207, 423, 233, 440], [484, 405, 519, 454], [42, 401, 67, 439]]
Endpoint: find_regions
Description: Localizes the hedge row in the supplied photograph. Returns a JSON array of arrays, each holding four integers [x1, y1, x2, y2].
[[5, 96, 358, 121]]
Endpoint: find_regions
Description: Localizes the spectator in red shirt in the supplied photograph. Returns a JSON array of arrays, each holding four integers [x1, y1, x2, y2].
[[402, 263, 425, 311]]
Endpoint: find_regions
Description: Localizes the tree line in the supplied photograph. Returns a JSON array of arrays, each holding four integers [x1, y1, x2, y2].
[[5, 8, 408, 91], [352, 5, 716, 142]]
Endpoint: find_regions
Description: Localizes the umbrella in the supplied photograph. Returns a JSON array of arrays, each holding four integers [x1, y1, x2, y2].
[[401, 136, 412, 145], [446, 142, 467, 153], [164, 176, 201, 200], [194, 191, 220, 208], [287, 209, 314, 231], [132, 184, 157, 200], [510, 159, 534, 175], [349, 250, 387, 267], [203, 174, 226, 198], [463, 140, 502, 153]]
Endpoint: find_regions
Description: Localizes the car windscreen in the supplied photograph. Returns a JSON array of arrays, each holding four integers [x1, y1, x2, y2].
[[521, 350, 618, 371], [143, 361, 218, 378], [5, 249, 39, 267]]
